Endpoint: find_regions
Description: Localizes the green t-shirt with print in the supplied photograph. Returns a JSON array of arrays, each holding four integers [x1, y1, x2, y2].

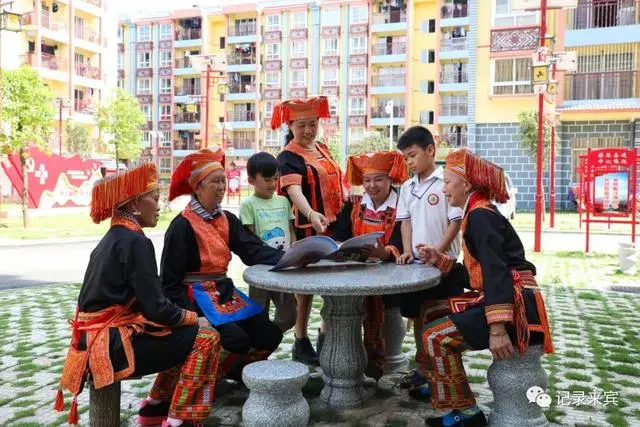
[[239, 194, 294, 251]]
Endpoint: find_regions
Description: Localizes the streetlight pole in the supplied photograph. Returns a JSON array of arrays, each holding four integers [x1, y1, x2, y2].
[[386, 100, 394, 151], [58, 98, 63, 155], [204, 63, 211, 148], [534, 0, 548, 253]]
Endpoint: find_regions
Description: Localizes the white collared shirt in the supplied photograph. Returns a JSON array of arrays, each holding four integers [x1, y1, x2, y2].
[[361, 190, 399, 213], [396, 166, 462, 258]]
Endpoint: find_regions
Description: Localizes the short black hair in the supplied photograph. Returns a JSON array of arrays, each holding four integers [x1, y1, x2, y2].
[[397, 126, 436, 151], [247, 152, 279, 179]]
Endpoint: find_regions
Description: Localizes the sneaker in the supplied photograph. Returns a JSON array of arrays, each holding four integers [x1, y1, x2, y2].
[[316, 329, 325, 356], [408, 382, 431, 402], [425, 409, 487, 427], [292, 336, 320, 366], [137, 400, 170, 426], [399, 369, 427, 389]]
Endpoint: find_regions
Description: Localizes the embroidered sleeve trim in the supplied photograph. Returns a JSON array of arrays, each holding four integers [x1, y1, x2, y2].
[[435, 255, 456, 273], [180, 310, 199, 326], [280, 174, 302, 188], [384, 245, 401, 260], [485, 303, 514, 325]]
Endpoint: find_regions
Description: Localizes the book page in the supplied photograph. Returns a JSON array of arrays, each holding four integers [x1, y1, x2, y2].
[[269, 235, 339, 271], [330, 231, 385, 262]]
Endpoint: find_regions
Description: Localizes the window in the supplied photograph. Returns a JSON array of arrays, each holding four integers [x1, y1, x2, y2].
[[265, 71, 280, 88], [160, 78, 172, 94], [161, 132, 172, 147], [141, 105, 152, 121], [349, 97, 366, 115], [160, 105, 171, 121], [349, 128, 366, 142], [117, 54, 124, 70], [428, 50, 435, 63], [265, 100, 276, 118], [266, 14, 280, 31], [220, 37, 225, 49], [142, 131, 151, 146], [350, 67, 367, 85], [137, 52, 151, 68], [159, 23, 172, 40], [117, 79, 125, 89], [292, 41, 306, 58], [117, 26, 124, 42], [292, 11, 307, 29], [492, 58, 533, 95], [420, 80, 428, 94], [159, 51, 172, 67], [419, 111, 429, 125], [324, 38, 338, 56], [323, 68, 338, 86], [494, 0, 538, 27], [264, 129, 280, 146], [329, 97, 338, 116], [350, 6, 367, 24], [159, 158, 172, 175], [137, 78, 151, 94], [291, 70, 306, 87], [137, 25, 151, 42], [351, 36, 367, 54], [266, 43, 280, 60], [321, 8, 340, 26], [429, 19, 436, 32]]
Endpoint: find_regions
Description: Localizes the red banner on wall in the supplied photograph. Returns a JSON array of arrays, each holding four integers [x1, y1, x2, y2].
[[1, 148, 103, 209]]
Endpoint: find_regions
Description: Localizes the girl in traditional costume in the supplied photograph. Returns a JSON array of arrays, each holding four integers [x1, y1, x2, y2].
[[55, 164, 220, 427], [273, 96, 345, 365], [161, 149, 283, 385], [417, 149, 553, 427], [333, 150, 407, 380]]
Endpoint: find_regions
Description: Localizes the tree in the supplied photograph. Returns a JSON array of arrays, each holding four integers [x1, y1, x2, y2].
[[96, 88, 146, 166], [348, 131, 390, 155], [64, 120, 91, 158], [0, 67, 55, 227], [517, 110, 552, 215]]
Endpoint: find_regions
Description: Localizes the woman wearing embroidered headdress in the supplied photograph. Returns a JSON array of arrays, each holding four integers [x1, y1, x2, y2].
[[54, 164, 220, 427], [160, 148, 283, 392], [332, 150, 407, 381], [416, 149, 553, 427], [273, 96, 346, 365]]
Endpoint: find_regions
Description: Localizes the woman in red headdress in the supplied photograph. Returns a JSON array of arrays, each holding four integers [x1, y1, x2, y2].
[[272, 96, 346, 365], [160, 149, 284, 399], [416, 149, 553, 427], [54, 164, 220, 427]]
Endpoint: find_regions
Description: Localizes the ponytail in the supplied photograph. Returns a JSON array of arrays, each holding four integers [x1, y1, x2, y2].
[[285, 129, 294, 145]]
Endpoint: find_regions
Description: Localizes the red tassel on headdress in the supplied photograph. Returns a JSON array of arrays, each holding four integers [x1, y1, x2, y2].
[[388, 153, 409, 184], [54, 388, 64, 411], [463, 151, 509, 204], [68, 397, 79, 425], [169, 149, 226, 201]]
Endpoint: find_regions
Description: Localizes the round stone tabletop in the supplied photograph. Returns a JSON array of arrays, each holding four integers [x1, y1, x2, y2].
[[243, 261, 441, 296]]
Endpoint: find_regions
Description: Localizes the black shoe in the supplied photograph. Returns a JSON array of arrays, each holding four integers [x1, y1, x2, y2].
[[292, 336, 320, 366], [316, 329, 325, 356], [137, 400, 170, 426], [408, 382, 431, 402], [425, 410, 487, 427], [365, 362, 384, 382]]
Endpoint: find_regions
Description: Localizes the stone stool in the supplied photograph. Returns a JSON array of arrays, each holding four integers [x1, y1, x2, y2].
[[383, 305, 408, 373], [487, 345, 549, 427], [242, 360, 310, 427]]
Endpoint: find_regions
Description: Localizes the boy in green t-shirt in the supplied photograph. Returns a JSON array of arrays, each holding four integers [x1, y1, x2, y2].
[[240, 152, 297, 333]]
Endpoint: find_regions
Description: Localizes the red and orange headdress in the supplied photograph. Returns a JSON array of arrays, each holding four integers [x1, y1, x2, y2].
[[90, 163, 159, 224], [169, 149, 225, 201], [445, 148, 509, 203], [270, 96, 330, 130], [346, 151, 408, 186]]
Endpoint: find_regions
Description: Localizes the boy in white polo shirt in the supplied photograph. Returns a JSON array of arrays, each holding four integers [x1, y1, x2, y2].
[[395, 126, 465, 400]]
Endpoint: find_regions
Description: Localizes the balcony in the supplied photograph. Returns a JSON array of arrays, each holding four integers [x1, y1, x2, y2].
[[264, 88, 281, 100], [349, 84, 368, 96], [228, 21, 257, 43], [73, 99, 95, 115], [322, 55, 340, 67], [174, 139, 200, 152], [174, 85, 201, 96], [291, 58, 308, 69], [227, 83, 258, 101], [175, 27, 201, 41], [174, 57, 197, 75], [349, 114, 367, 127], [290, 87, 307, 98], [322, 85, 339, 96], [291, 28, 308, 39], [350, 23, 369, 35], [230, 136, 255, 150], [322, 117, 339, 128], [564, 71, 640, 101], [350, 53, 368, 66], [441, 37, 468, 51], [441, 131, 468, 147], [228, 110, 257, 128], [174, 112, 201, 124], [566, 0, 640, 46], [264, 59, 282, 71], [371, 42, 407, 63], [263, 29, 282, 42], [22, 10, 67, 34], [441, 2, 468, 19], [75, 63, 100, 80], [371, 74, 405, 94], [440, 68, 469, 92], [439, 97, 468, 123], [371, 104, 405, 126], [75, 25, 100, 47], [24, 52, 67, 72], [372, 9, 407, 32], [321, 26, 340, 38], [490, 26, 539, 52], [227, 53, 257, 72]]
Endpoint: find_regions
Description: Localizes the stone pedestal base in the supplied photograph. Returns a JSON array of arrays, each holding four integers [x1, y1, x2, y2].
[[487, 345, 549, 427], [320, 295, 368, 408], [89, 382, 120, 427], [383, 306, 408, 373], [242, 360, 310, 427]]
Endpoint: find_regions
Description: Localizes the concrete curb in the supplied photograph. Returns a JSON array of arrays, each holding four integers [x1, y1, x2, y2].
[[0, 231, 167, 248]]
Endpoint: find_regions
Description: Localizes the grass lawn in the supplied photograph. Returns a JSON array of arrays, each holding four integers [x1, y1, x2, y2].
[[512, 211, 639, 235]]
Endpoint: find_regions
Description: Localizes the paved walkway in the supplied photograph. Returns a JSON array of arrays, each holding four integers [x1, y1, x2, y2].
[[0, 255, 639, 426]]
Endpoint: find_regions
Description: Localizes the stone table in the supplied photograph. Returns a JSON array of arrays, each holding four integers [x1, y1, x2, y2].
[[243, 261, 440, 408]]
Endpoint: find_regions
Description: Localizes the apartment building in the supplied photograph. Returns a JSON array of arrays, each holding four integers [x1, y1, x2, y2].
[[1, 0, 110, 153], [118, 0, 640, 207]]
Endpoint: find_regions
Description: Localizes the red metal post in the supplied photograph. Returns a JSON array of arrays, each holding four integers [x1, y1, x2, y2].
[[631, 149, 637, 245], [550, 125, 556, 228], [204, 64, 211, 149], [58, 100, 63, 155], [585, 148, 591, 253], [534, 0, 548, 253]]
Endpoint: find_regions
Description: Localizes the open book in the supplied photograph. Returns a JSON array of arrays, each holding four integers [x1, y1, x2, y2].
[[270, 232, 385, 271]]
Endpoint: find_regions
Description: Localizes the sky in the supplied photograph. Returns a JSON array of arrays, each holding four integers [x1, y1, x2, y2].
[[111, 0, 237, 15]]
